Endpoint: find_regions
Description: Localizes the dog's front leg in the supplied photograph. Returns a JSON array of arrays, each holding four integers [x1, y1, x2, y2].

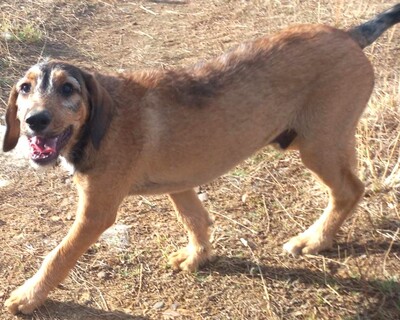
[[168, 189, 213, 272], [5, 183, 121, 315]]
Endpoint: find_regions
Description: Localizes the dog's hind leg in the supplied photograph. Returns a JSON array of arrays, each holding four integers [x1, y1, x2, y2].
[[283, 135, 365, 255], [282, 50, 374, 256], [168, 189, 213, 271]]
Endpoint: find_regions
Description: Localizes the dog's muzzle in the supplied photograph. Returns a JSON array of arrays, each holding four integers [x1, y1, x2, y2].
[[28, 126, 73, 165]]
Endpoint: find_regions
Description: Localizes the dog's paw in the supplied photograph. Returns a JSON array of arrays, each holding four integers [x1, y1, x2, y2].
[[168, 246, 211, 272], [283, 232, 333, 256], [5, 278, 48, 315]]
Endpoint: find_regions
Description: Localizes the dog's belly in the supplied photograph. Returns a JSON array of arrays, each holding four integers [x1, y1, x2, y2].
[[131, 127, 282, 195]]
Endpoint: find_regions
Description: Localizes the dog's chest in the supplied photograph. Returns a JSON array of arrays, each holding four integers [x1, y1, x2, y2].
[[59, 156, 76, 175]]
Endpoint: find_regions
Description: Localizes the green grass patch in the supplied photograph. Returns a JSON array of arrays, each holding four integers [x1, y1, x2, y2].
[[1, 18, 43, 43]]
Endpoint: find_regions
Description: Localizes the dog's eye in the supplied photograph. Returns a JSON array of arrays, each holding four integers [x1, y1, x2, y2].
[[61, 83, 74, 96], [20, 83, 31, 94]]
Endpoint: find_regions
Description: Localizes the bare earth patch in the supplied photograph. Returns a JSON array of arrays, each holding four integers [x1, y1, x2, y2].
[[0, 1, 399, 319]]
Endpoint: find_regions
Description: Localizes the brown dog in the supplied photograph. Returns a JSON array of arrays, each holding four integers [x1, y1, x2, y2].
[[3, 4, 400, 314]]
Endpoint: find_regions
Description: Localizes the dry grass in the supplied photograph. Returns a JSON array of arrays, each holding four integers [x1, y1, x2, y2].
[[0, 0, 399, 319]]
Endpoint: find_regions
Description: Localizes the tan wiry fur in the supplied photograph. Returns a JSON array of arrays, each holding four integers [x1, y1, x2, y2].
[[3, 14, 397, 313]]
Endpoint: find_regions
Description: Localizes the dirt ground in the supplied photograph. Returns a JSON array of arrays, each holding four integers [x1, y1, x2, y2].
[[0, 0, 399, 319]]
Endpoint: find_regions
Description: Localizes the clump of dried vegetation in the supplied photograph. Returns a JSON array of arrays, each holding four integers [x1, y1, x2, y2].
[[0, 1, 399, 319]]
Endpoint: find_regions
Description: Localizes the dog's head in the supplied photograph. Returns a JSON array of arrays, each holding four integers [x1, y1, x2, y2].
[[3, 60, 112, 167]]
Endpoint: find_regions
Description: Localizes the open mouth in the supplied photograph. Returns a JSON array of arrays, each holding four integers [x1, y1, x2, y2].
[[28, 126, 73, 165]]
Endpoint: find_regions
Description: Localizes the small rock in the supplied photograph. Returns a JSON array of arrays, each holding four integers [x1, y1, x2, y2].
[[0, 179, 10, 188], [250, 267, 258, 276], [153, 301, 165, 310], [60, 198, 70, 208], [162, 309, 181, 317], [197, 192, 208, 202], [240, 238, 248, 247], [240, 237, 256, 250], [97, 271, 108, 280], [171, 302, 179, 311], [2, 32, 13, 41], [81, 292, 91, 305], [100, 224, 131, 251]]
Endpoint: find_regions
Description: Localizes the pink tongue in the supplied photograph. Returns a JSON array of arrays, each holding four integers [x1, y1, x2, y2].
[[30, 136, 57, 154]]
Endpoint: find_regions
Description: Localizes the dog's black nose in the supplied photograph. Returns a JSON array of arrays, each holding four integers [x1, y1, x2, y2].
[[26, 111, 52, 132]]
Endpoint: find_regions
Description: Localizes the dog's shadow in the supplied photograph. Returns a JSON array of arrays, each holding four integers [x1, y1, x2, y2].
[[203, 239, 399, 318], [326, 240, 400, 258], [15, 300, 147, 320], [207, 236, 400, 279], [12, 239, 399, 319]]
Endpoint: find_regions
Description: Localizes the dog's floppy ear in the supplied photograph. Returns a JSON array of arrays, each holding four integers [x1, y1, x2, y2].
[[3, 85, 21, 152], [82, 71, 113, 150]]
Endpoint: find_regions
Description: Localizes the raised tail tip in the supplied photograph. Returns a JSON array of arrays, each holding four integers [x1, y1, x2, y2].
[[349, 3, 400, 49]]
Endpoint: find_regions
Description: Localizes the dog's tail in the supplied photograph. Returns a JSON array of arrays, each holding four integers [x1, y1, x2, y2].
[[348, 4, 400, 49]]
